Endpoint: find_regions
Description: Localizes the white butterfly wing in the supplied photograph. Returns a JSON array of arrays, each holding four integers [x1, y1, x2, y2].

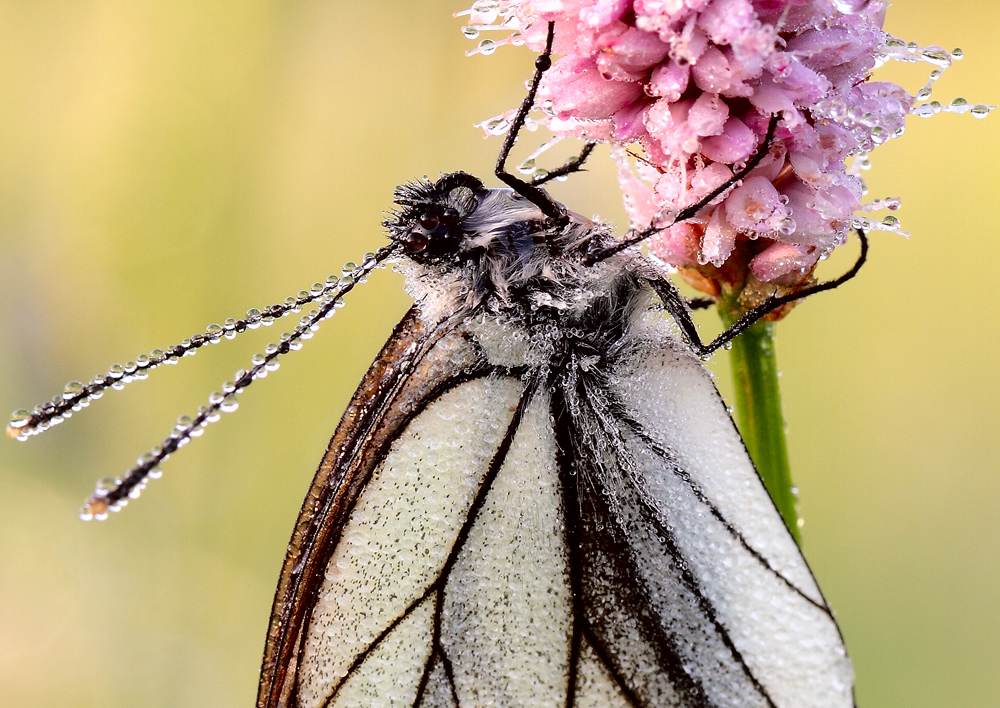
[[258, 297, 854, 708]]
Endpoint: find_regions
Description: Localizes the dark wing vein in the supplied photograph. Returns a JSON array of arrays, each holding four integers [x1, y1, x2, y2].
[[580, 624, 645, 708], [260, 302, 535, 708], [550, 374, 588, 708], [319, 589, 434, 708], [319, 375, 540, 708], [617, 409, 831, 615], [577, 376, 779, 708], [554, 380, 713, 708]]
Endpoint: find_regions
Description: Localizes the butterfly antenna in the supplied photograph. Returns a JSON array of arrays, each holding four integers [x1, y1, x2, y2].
[[7, 248, 393, 442], [584, 114, 781, 265], [14, 244, 395, 520]]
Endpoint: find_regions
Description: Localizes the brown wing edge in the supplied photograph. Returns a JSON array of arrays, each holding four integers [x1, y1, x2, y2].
[[256, 305, 484, 708]]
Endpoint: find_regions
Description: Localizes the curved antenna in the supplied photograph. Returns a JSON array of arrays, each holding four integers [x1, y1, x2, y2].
[[7, 248, 392, 441], [584, 114, 781, 265], [18, 244, 395, 520]]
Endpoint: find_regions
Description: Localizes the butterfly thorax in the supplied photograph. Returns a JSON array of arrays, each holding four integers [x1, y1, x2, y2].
[[385, 172, 653, 362]]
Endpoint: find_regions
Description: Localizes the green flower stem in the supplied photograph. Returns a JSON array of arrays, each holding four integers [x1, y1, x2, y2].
[[718, 308, 800, 543]]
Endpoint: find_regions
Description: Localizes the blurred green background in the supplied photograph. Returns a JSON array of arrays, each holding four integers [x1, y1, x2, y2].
[[0, 2, 996, 706]]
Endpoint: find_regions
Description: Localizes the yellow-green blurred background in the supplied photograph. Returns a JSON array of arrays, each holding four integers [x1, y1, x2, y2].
[[0, 2, 996, 706]]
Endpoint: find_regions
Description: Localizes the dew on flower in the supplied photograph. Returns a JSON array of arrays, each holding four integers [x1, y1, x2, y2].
[[460, 0, 990, 314]]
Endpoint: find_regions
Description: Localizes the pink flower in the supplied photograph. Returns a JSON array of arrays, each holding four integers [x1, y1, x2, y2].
[[460, 0, 990, 308]]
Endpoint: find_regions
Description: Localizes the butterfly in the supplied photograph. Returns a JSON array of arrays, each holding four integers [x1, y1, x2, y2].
[[9, 21, 866, 708]]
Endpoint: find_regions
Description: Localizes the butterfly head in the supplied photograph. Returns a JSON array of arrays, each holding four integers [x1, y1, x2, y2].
[[384, 172, 550, 265]]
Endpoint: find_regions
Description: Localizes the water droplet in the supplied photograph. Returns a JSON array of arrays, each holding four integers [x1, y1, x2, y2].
[[921, 47, 952, 67], [221, 394, 239, 413], [477, 38, 497, 55], [95, 477, 117, 495], [8, 409, 31, 430], [832, 0, 871, 12], [62, 381, 84, 399], [246, 308, 263, 329], [81, 496, 109, 521]]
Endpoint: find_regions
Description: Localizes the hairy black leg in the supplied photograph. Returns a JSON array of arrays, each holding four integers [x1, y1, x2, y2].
[[531, 142, 598, 186], [649, 231, 869, 357], [494, 22, 567, 222], [584, 114, 780, 265], [687, 297, 714, 311]]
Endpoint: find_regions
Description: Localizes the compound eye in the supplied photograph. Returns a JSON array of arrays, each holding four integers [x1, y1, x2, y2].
[[403, 230, 429, 253], [419, 212, 440, 231]]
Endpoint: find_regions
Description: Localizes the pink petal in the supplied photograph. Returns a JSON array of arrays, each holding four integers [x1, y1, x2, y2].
[[688, 92, 730, 137], [613, 98, 652, 142], [691, 46, 732, 94], [767, 55, 832, 103], [648, 60, 691, 100], [668, 21, 710, 66], [724, 175, 790, 232], [750, 243, 820, 283], [597, 27, 672, 79], [789, 151, 824, 186], [614, 149, 658, 228], [748, 75, 796, 116], [698, 0, 756, 47], [649, 221, 702, 267], [544, 57, 644, 121], [647, 98, 702, 156], [654, 162, 690, 210], [786, 27, 865, 70], [700, 116, 756, 163], [690, 162, 735, 203], [579, 0, 631, 28], [701, 206, 737, 266]]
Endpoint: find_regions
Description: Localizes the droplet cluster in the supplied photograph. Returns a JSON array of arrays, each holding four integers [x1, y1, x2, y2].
[[11, 246, 393, 521], [877, 40, 993, 121], [458, 0, 994, 301], [455, 1, 524, 56], [8, 252, 386, 444]]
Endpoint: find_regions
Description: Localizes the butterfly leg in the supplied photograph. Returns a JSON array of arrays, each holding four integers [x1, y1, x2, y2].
[[493, 22, 569, 222], [584, 115, 780, 265], [686, 296, 714, 311], [648, 230, 869, 357], [530, 142, 598, 186]]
